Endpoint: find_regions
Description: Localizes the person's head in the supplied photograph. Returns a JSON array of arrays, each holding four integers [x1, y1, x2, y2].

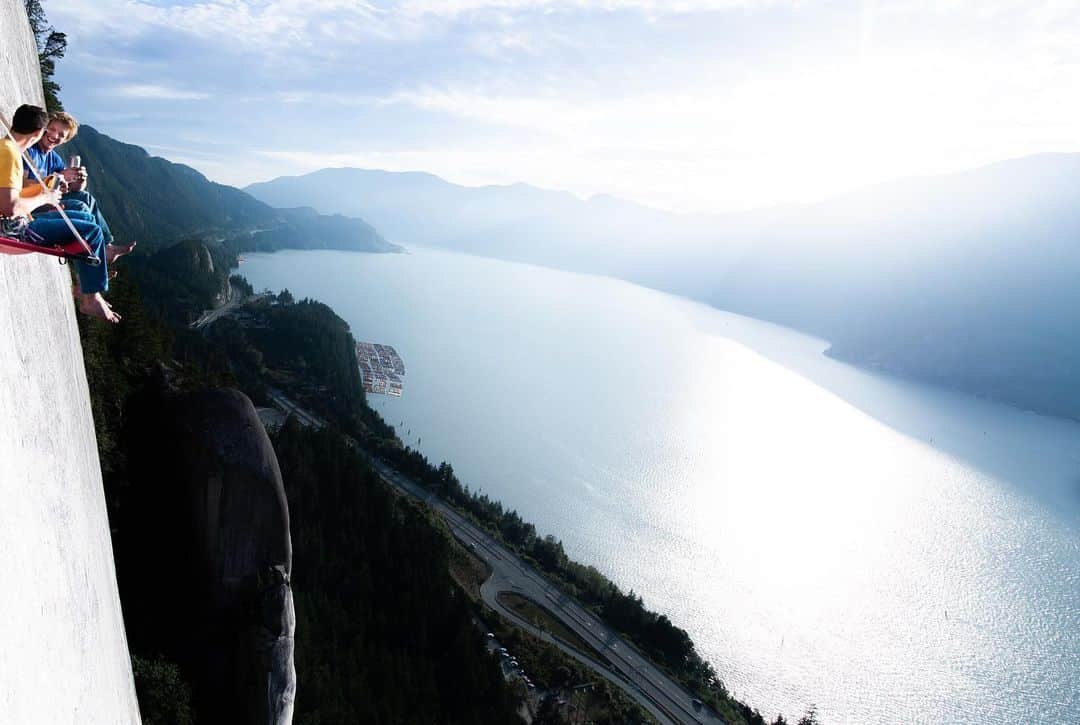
[[10, 104, 48, 142], [39, 111, 79, 152]]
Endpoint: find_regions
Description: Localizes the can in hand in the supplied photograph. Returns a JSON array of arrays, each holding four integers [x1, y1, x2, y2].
[[68, 155, 81, 168]]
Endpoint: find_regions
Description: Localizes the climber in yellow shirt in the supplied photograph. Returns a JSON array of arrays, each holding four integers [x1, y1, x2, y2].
[[1, 104, 119, 322]]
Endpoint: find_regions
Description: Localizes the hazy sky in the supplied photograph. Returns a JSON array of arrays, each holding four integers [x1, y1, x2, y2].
[[46, 0, 1080, 213]]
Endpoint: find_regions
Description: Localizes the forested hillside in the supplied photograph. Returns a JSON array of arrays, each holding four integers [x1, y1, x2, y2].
[[275, 422, 521, 723], [83, 262, 524, 723], [62, 126, 399, 255]]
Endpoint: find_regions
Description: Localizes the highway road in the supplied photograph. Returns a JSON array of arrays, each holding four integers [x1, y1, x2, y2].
[[190, 292, 266, 330], [265, 389, 725, 724], [266, 388, 326, 429], [370, 460, 727, 725]]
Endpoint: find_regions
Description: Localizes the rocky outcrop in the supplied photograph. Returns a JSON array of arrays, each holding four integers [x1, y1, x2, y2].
[[0, 2, 142, 723], [121, 385, 295, 724], [153, 239, 233, 308], [173, 389, 295, 724]]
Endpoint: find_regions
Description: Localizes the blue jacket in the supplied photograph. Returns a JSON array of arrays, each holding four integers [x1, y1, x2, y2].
[[24, 144, 65, 179]]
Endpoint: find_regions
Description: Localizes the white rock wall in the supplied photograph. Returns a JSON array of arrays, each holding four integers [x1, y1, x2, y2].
[[0, 2, 142, 722]]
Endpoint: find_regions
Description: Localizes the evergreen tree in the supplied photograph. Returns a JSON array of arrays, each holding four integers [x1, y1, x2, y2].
[[23, 0, 67, 111]]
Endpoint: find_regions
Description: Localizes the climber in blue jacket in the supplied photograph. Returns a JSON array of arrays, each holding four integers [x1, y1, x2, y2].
[[25, 110, 135, 267]]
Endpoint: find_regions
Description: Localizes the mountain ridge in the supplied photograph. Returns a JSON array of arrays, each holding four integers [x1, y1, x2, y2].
[[63, 126, 401, 256], [246, 153, 1080, 420]]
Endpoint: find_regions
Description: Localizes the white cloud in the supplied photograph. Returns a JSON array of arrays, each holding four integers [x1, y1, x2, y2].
[[50, 0, 385, 51], [395, 0, 775, 16], [50, 0, 783, 51], [110, 84, 210, 100], [49, 0, 1080, 212], [367, 33, 1080, 213]]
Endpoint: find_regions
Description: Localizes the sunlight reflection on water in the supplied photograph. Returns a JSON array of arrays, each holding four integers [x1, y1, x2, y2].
[[243, 248, 1080, 724]]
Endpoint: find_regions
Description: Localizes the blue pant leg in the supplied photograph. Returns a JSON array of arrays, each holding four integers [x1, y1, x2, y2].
[[28, 214, 109, 293], [61, 190, 94, 210], [59, 212, 109, 283], [62, 190, 113, 245], [37, 199, 92, 216]]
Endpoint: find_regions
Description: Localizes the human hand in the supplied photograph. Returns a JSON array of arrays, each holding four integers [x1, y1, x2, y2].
[[42, 185, 63, 208], [62, 166, 88, 191]]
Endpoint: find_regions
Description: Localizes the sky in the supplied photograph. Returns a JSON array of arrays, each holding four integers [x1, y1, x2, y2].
[[44, 0, 1080, 214]]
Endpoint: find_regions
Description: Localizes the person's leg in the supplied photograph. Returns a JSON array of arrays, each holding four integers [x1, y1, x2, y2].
[[28, 213, 109, 292], [27, 212, 120, 321], [61, 221, 120, 322], [36, 198, 91, 217], [61, 190, 114, 245], [61, 190, 133, 264], [60, 190, 96, 213]]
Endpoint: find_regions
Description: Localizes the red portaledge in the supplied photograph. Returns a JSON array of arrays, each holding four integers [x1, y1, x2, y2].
[[0, 235, 98, 264]]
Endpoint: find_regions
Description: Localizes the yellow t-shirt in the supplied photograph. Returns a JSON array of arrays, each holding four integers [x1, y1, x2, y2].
[[0, 137, 23, 192]]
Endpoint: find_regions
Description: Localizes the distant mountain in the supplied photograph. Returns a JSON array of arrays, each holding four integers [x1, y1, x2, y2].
[[708, 154, 1080, 420], [62, 127, 400, 255], [245, 168, 730, 295], [249, 168, 582, 246], [249, 156, 1080, 420]]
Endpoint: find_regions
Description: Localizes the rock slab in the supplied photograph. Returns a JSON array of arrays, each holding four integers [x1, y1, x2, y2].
[[0, 1, 142, 722]]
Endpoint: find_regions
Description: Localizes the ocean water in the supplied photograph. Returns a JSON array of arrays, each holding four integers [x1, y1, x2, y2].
[[242, 247, 1080, 724]]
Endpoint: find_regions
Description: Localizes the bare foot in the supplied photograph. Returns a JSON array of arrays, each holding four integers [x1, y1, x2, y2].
[[78, 293, 122, 324], [105, 240, 136, 265]]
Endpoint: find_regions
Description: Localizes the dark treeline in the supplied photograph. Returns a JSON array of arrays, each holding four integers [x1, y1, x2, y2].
[[247, 298, 365, 416], [125, 240, 234, 325], [77, 248, 523, 722], [273, 420, 521, 724], [24, 0, 66, 111]]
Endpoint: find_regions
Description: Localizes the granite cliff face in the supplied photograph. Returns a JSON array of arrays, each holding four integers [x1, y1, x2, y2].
[[119, 385, 295, 724], [172, 389, 295, 725], [153, 238, 233, 307], [0, 1, 141, 721], [1, 5, 296, 723]]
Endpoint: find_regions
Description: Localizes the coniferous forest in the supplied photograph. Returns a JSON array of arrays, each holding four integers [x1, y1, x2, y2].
[[274, 421, 521, 723], [81, 267, 524, 723]]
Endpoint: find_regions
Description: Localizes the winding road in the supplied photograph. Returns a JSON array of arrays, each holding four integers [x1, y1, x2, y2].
[[370, 460, 726, 725], [265, 388, 724, 724]]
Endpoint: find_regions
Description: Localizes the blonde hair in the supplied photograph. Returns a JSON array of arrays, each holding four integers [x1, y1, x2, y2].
[[48, 111, 79, 140]]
